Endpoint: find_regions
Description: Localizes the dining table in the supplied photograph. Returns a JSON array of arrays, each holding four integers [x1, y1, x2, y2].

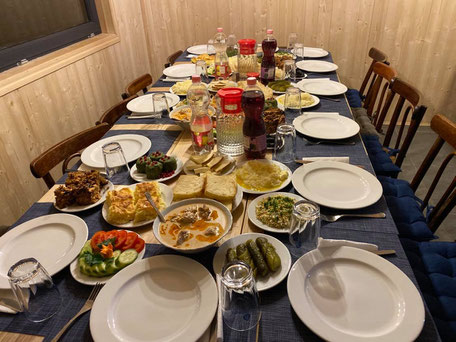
[[0, 49, 442, 342]]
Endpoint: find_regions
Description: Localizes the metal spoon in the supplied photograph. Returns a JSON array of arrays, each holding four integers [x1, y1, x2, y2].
[[145, 192, 166, 222]]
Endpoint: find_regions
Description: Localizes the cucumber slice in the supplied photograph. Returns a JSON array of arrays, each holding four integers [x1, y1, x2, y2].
[[79, 241, 92, 258], [106, 261, 120, 275], [94, 262, 107, 276], [117, 249, 138, 268]]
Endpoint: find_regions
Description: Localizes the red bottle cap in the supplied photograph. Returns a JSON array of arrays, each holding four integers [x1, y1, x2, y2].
[[191, 75, 201, 83], [238, 39, 256, 55], [217, 27, 223, 32], [217, 88, 243, 114], [247, 77, 256, 86], [267, 29, 273, 34], [246, 72, 260, 79]]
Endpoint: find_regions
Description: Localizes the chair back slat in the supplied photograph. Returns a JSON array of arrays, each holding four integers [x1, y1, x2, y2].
[[30, 123, 111, 189], [428, 178, 456, 232], [125, 74, 153, 97], [383, 97, 406, 147], [96, 95, 137, 126], [359, 47, 388, 97], [164, 50, 183, 68]]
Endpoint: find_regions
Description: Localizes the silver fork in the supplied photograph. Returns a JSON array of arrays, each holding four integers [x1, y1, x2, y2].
[[321, 212, 386, 222], [51, 282, 104, 342], [303, 137, 356, 145]]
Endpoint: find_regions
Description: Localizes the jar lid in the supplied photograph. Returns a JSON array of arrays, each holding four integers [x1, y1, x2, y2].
[[217, 87, 243, 114], [191, 75, 201, 83], [217, 27, 223, 32], [238, 39, 256, 55]]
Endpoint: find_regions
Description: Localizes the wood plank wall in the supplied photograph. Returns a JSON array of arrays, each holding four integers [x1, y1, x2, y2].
[[0, 0, 455, 226]]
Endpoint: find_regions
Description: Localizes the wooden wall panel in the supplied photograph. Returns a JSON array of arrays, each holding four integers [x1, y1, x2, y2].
[[0, 0, 455, 226]]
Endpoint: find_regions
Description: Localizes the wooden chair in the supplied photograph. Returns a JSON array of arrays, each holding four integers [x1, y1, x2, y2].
[[30, 123, 111, 189], [373, 78, 427, 169], [96, 95, 137, 126], [359, 47, 389, 99], [164, 50, 183, 68], [364, 62, 397, 121], [122, 74, 153, 99], [410, 114, 456, 232]]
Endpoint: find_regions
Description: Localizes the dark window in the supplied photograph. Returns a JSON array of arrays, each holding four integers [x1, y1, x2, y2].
[[0, 0, 101, 72]]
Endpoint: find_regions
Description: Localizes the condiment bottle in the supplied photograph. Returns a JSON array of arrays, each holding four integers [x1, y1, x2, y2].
[[237, 39, 257, 80], [213, 28, 230, 80], [260, 29, 277, 85]]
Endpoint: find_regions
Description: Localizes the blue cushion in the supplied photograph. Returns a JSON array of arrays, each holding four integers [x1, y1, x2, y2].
[[362, 135, 401, 178], [346, 89, 362, 108], [378, 176, 415, 198], [401, 238, 456, 341]]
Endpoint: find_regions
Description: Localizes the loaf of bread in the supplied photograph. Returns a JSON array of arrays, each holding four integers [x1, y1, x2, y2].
[[173, 175, 205, 200], [204, 174, 237, 202]]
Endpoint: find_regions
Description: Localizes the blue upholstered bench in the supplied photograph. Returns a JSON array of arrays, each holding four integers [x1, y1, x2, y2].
[[363, 135, 402, 178], [401, 238, 456, 341]]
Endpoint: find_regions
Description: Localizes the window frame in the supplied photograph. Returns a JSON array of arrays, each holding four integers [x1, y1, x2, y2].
[[0, 0, 101, 72]]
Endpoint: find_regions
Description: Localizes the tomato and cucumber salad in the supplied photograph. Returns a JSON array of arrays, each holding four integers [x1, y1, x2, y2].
[[79, 229, 145, 277]]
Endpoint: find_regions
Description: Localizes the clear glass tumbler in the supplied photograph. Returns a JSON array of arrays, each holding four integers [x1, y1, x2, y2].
[[8, 258, 61, 322], [287, 33, 298, 52], [195, 60, 208, 82], [221, 261, 261, 331], [207, 39, 214, 54], [152, 93, 170, 118], [284, 86, 302, 122], [283, 59, 296, 82], [289, 200, 321, 257], [102, 142, 130, 179], [274, 124, 296, 164], [294, 43, 304, 59]]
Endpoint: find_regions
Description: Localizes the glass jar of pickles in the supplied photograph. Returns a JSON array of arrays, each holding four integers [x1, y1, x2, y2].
[[237, 39, 257, 80]]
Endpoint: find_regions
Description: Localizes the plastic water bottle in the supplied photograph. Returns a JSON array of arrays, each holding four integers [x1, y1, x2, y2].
[[187, 75, 214, 154], [260, 29, 277, 85], [213, 28, 230, 80]]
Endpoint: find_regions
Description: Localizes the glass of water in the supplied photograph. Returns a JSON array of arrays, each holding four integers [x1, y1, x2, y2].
[[274, 124, 296, 164], [287, 33, 298, 53], [207, 39, 214, 54], [102, 142, 130, 179], [289, 200, 321, 257], [221, 261, 261, 331], [284, 86, 302, 122], [195, 60, 208, 82], [8, 258, 61, 322], [152, 93, 170, 118], [294, 43, 304, 59]]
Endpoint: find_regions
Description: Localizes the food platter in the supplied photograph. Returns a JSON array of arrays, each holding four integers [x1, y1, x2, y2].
[[212, 233, 292, 291], [0, 214, 88, 289], [152, 198, 233, 253], [126, 93, 180, 114], [183, 155, 236, 176], [169, 105, 215, 129], [102, 183, 173, 228], [53, 181, 114, 212], [81, 134, 152, 169], [292, 161, 383, 209], [69, 231, 146, 286], [90, 255, 217, 342], [276, 93, 320, 110], [130, 157, 183, 183], [236, 159, 292, 195], [247, 192, 304, 233], [293, 113, 360, 140], [287, 246, 425, 341]]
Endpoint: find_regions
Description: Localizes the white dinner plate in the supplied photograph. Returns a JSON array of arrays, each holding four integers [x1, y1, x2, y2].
[[292, 161, 383, 209], [70, 231, 146, 286], [297, 80, 348, 96], [296, 60, 338, 73], [276, 94, 320, 110], [102, 183, 173, 228], [187, 44, 215, 55], [212, 233, 292, 291], [293, 113, 360, 140], [0, 214, 88, 289], [248, 192, 304, 234], [130, 157, 183, 183], [81, 134, 151, 169], [53, 181, 114, 212], [126, 93, 180, 114], [163, 64, 196, 78], [236, 160, 293, 195], [90, 255, 217, 342], [153, 198, 233, 254], [287, 246, 425, 342], [292, 47, 329, 58]]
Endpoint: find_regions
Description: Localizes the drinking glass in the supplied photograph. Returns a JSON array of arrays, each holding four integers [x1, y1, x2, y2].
[[274, 124, 296, 164], [8, 258, 61, 322], [207, 39, 214, 54], [289, 200, 321, 257], [283, 59, 296, 82], [102, 142, 130, 179], [294, 43, 304, 59], [284, 86, 302, 122], [221, 261, 260, 331], [195, 60, 208, 82], [152, 93, 170, 118], [287, 33, 298, 52]]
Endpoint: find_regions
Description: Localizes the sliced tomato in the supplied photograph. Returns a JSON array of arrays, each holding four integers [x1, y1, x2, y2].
[[133, 238, 145, 253], [90, 231, 106, 252], [104, 230, 117, 242], [122, 232, 138, 251], [114, 230, 127, 250]]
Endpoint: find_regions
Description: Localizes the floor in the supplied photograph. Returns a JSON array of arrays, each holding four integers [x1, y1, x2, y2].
[[387, 125, 456, 242]]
